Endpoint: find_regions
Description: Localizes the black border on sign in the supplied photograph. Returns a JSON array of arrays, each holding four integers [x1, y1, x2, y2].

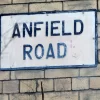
[[0, 9, 98, 71]]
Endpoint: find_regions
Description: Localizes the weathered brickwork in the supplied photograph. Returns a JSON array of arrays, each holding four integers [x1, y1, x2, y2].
[[63, 0, 97, 10], [90, 77, 100, 89], [0, 82, 2, 93], [20, 80, 36, 93], [45, 69, 79, 78], [0, 95, 8, 100], [13, 0, 45, 3], [10, 94, 36, 100], [80, 64, 100, 76], [0, 0, 99, 100], [54, 78, 71, 91], [36, 92, 78, 100], [0, 0, 11, 4], [72, 78, 89, 90], [98, 12, 100, 23], [0, 71, 10, 80], [3, 81, 19, 93], [11, 70, 44, 79], [98, 25, 100, 37], [0, 4, 28, 14], [80, 91, 100, 100], [30, 2, 62, 12], [37, 79, 53, 92]]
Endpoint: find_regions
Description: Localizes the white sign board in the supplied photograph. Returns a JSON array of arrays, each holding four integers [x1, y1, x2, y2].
[[0, 10, 97, 69]]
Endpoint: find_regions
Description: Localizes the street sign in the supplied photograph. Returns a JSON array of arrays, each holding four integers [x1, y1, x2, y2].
[[0, 10, 97, 70]]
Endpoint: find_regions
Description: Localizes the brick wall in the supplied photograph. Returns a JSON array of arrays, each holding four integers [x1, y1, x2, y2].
[[0, 0, 100, 100]]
